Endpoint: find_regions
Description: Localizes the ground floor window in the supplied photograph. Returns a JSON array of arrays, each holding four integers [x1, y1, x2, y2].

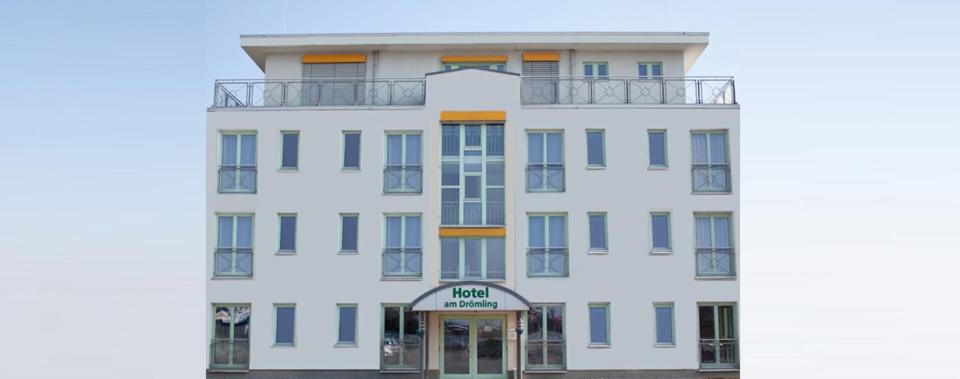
[[526, 304, 565, 370], [588, 303, 610, 346], [699, 303, 738, 369], [381, 305, 421, 371], [210, 304, 250, 369], [440, 237, 506, 280]]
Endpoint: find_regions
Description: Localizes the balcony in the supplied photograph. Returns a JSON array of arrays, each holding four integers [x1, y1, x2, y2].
[[383, 165, 422, 193], [695, 247, 735, 277], [382, 247, 422, 278], [521, 76, 735, 105], [212, 78, 426, 108]]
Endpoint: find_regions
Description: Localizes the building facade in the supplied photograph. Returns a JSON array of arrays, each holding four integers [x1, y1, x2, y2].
[[207, 32, 739, 379]]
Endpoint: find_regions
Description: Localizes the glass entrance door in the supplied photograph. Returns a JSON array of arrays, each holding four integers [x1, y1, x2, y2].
[[441, 316, 506, 379]]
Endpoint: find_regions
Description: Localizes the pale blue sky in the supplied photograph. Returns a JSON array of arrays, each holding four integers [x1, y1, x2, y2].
[[1, 1, 958, 378]]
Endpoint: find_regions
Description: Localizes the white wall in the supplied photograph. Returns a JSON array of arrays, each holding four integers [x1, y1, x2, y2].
[[207, 68, 738, 370]]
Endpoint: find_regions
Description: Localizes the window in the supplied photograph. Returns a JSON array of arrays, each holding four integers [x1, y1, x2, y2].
[[586, 130, 605, 168], [526, 304, 565, 370], [521, 60, 560, 104], [527, 131, 564, 192], [588, 213, 607, 252], [654, 303, 675, 346], [384, 132, 422, 193], [695, 214, 735, 276], [337, 304, 358, 346], [215, 215, 253, 277], [274, 304, 295, 346], [381, 305, 421, 370], [692, 131, 730, 192], [440, 238, 506, 280], [340, 214, 359, 253], [280, 131, 299, 169], [278, 214, 296, 253], [219, 132, 256, 193], [648, 130, 667, 167], [210, 304, 250, 369], [699, 303, 738, 369], [638, 62, 663, 78], [583, 62, 608, 78], [441, 124, 505, 225], [588, 303, 610, 346], [343, 131, 361, 170], [443, 62, 506, 71], [651, 213, 671, 252], [528, 214, 567, 277], [383, 215, 421, 277], [301, 62, 366, 106]]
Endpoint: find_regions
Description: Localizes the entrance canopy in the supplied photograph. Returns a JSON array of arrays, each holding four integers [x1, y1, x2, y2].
[[410, 281, 531, 312]]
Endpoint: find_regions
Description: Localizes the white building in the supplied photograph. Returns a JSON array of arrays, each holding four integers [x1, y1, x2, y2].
[[206, 32, 739, 379]]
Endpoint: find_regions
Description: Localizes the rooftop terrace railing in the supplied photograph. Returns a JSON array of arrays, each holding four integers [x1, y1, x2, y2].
[[521, 76, 736, 105], [213, 78, 426, 108]]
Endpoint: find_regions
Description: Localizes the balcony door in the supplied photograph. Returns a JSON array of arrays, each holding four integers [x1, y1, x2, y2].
[[441, 315, 506, 379], [301, 62, 366, 105]]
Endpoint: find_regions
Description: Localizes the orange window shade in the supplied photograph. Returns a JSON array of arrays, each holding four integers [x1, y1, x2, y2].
[[439, 227, 507, 238], [440, 111, 507, 123], [302, 54, 367, 63], [522, 52, 560, 62], [440, 55, 508, 63]]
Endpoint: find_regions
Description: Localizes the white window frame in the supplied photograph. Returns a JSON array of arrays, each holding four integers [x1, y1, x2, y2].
[[650, 212, 672, 254], [525, 303, 567, 371], [638, 62, 663, 78], [527, 213, 569, 277], [339, 213, 359, 254], [691, 130, 731, 193], [647, 129, 668, 169], [585, 129, 606, 169], [382, 213, 422, 278], [342, 130, 361, 171], [583, 62, 609, 78], [694, 213, 735, 277], [526, 130, 565, 192], [277, 213, 297, 254], [279, 130, 299, 171], [273, 303, 296, 347], [653, 302, 675, 347], [214, 213, 254, 277], [380, 304, 422, 371], [587, 302, 611, 347], [218, 131, 257, 193], [587, 212, 608, 253], [384, 131, 423, 194], [335, 303, 359, 347]]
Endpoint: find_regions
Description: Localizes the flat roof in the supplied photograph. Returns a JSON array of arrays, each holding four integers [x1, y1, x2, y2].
[[240, 31, 709, 72]]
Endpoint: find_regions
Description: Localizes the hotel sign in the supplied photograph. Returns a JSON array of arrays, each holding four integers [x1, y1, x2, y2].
[[410, 284, 529, 312]]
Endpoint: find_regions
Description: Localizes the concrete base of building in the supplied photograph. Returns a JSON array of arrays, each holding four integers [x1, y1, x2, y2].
[[207, 369, 739, 379]]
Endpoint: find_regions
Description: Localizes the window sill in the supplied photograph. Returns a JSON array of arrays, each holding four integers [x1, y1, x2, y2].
[[527, 275, 569, 279], [587, 250, 608, 255], [654, 343, 676, 348], [277, 168, 299, 172], [691, 191, 732, 196], [275, 250, 297, 256], [695, 275, 737, 281], [699, 368, 740, 372], [525, 369, 568, 374], [272, 344, 296, 348], [647, 165, 669, 170], [334, 343, 358, 348], [341, 168, 361, 173], [587, 343, 611, 349], [338, 250, 359, 255], [211, 275, 254, 280], [379, 369, 421, 374], [585, 165, 606, 170], [439, 278, 506, 283], [381, 276, 422, 281], [217, 191, 257, 195], [382, 191, 423, 196], [207, 368, 249, 373], [650, 250, 673, 255]]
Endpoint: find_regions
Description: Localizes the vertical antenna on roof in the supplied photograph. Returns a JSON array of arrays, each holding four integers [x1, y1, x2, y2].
[[282, 0, 288, 33]]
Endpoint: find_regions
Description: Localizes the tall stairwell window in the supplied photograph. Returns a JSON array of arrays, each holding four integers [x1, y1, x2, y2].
[[440, 123, 505, 226]]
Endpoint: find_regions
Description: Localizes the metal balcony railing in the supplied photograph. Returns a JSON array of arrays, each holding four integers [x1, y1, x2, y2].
[[526, 164, 565, 192], [212, 78, 426, 108], [382, 247, 422, 277], [218, 165, 256, 193], [383, 165, 422, 193], [521, 76, 736, 105], [699, 339, 738, 368], [526, 340, 566, 368], [214, 248, 253, 277], [209, 339, 249, 369], [527, 247, 569, 277], [692, 163, 731, 193], [695, 248, 735, 277]]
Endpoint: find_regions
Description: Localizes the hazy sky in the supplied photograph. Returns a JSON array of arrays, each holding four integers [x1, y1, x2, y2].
[[1, 1, 958, 378]]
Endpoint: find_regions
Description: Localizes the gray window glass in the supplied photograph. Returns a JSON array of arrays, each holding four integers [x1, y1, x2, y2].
[[486, 238, 505, 279], [343, 132, 360, 169], [588, 214, 607, 250], [465, 125, 482, 146], [589, 305, 608, 344], [275, 306, 295, 345], [442, 126, 459, 156], [441, 239, 460, 279], [338, 306, 357, 344], [442, 162, 460, 185], [464, 239, 482, 278], [405, 134, 421, 165], [649, 131, 666, 166], [341, 215, 358, 251], [652, 214, 670, 250], [486, 125, 504, 156], [282, 133, 299, 168], [486, 161, 504, 186], [586, 131, 604, 166], [279, 215, 296, 251], [655, 306, 674, 344]]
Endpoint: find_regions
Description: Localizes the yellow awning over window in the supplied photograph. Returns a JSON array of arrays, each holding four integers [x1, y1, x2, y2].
[[522, 52, 560, 62], [440, 55, 508, 63], [440, 111, 507, 122], [439, 227, 507, 238], [302, 54, 367, 63]]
